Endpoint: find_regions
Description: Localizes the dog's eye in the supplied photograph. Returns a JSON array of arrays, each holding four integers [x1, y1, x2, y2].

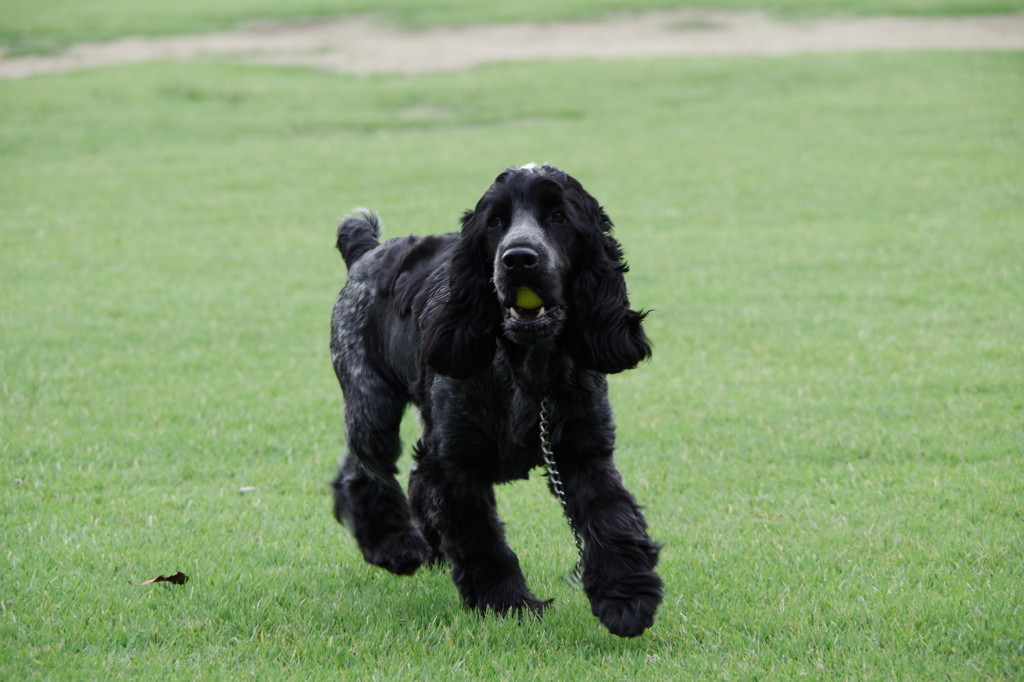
[[487, 216, 502, 228], [551, 211, 569, 225]]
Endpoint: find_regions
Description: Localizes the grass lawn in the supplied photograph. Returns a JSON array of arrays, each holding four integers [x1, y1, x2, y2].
[[1, 47, 1022, 679], [4, 0, 1024, 55]]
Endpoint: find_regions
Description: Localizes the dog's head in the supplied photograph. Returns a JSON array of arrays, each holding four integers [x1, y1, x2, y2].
[[423, 164, 650, 379]]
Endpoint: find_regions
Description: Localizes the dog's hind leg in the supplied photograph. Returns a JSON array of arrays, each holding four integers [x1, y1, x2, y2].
[[407, 439, 445, 566], [331, 384, 430, 575]]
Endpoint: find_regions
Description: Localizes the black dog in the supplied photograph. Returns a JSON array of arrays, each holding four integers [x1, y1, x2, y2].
[[329, 164, 662, 637]]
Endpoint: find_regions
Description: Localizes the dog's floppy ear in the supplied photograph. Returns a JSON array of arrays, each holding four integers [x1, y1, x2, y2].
[[421, 210, 501, 379], [565, 186, 652, 374]]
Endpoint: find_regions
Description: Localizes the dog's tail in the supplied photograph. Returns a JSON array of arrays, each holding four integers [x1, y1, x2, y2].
[[336, 209, 383, 268]]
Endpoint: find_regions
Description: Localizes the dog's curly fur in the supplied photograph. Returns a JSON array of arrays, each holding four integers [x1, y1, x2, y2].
[[329, 164, 663, 637]]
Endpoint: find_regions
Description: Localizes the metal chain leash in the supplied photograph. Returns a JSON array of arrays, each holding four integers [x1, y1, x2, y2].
[[539, 397, 584, 588]]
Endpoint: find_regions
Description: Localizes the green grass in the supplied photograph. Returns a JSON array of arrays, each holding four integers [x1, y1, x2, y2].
[[3, 0, 1024, 55], [1, 50, 1022, 679]]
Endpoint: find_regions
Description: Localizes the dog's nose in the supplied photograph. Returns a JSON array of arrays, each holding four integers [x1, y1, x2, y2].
[[501, 247, 539, 271]]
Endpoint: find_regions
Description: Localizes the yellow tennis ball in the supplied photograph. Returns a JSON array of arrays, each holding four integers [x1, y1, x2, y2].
[[515, 287, 544, 310]]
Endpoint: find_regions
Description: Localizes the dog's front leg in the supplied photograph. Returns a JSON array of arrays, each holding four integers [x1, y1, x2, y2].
[[414, 457, 551, 617], [559, 455, 663, 637]]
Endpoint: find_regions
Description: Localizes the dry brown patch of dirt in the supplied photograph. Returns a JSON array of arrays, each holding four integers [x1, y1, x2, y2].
[[2, 10, 1023, 79]]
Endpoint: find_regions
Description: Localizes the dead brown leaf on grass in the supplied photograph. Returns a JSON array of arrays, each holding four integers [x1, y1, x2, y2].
[[138, 572, 189, 585]]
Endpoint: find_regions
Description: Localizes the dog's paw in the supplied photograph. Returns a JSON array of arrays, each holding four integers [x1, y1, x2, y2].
[[425, 548, 448, 568], [587, 571, 663, 638], [364, 529, 431, 576], [474, 586, 553, 619], [515, 596, 555, 619]]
